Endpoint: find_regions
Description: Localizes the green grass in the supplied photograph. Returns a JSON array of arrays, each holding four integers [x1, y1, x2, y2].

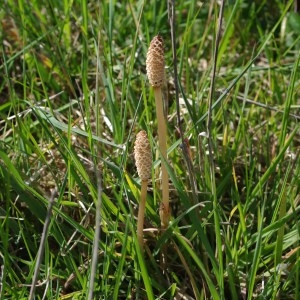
[[1, 0, 300, 299]]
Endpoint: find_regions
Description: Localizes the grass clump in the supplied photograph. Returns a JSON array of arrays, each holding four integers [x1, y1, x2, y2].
[[0, 0, 299, 299]]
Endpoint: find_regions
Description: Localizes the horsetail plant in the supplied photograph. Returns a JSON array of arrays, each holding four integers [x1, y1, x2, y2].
[[134, 130, 152, 249], [146, 35, 170, 229]]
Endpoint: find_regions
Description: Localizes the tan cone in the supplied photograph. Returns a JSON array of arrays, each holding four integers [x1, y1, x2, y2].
[[134, 131, 152, 181], [146, 35, 165, 87]]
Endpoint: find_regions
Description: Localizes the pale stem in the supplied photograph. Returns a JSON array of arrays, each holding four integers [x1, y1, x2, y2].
[[153, 86, 170, 228], [137, 180, 148, 249]]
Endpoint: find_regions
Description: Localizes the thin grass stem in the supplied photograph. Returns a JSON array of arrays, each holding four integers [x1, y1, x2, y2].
[[207, 0, 225, 296], [28, 190, 56, 300]]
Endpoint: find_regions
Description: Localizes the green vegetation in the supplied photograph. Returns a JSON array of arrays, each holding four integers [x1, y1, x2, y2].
[[0, 0, 299, 299]]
